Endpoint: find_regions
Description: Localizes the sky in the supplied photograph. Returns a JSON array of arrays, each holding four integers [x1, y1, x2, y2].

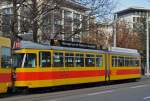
[[115, 0, 150, 12]]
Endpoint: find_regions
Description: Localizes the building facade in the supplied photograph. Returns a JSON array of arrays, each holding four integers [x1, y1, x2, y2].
[[0, 3, 13, 36], [115, 7, 150, 30], [41, 0, 89, 42], [115, 7, 150, 67], [0, 0, 89, 42]]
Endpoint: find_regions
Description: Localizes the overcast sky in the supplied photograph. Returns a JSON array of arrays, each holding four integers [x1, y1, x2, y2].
[[115, 0, 150, 12]]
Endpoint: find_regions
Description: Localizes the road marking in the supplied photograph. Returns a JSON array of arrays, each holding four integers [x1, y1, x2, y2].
[[130, 85, 147, 89], [87, 90, 114, 96], [48, 90, 114, 101], [46, 84, 150, 101], [144, 96, 150, 100]]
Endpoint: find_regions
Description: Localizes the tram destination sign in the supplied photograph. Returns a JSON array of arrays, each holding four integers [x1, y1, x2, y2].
[[50, 40, 97, 50]]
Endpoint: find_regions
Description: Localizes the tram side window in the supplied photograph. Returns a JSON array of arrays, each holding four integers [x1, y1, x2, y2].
[[135, 58, 139, 67], [53, 52, 64, 67], [135, 58, 138, 66], [24, 53, 36, 68], [39, 52, 51, 67], [96, 55, 103, 67], [85, 54, 95, 67], [112, 56, 119, 67], [131, 57, 139, 67], [75, 54, 84, 67], [65, 53, 74, 67], [115, 56, 118, 67], [1, 47, 11, 68], [118, 57, 124, 67], [136, 59, 140, 66], [129, 58, 133, 66], [13, 54, 24, 68], [132, 58, 136, 66], [125, 57, 128, 66], [121, 57, 125, 66], [112, 56, 116, 67], [124, 57, 138, 67], [135, 58, 140, 66], [118, 57, 121, 67], [126, 57, 130, 66]]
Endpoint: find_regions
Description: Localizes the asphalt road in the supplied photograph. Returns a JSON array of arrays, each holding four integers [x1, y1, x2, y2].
[[1, 76, 150, 101]]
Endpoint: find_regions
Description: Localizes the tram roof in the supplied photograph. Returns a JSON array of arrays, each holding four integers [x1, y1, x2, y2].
[[17, 41, 140, 56], [19, 41, 104, 53], [110, 51, 140, 56], [109, 47, 140, 56]]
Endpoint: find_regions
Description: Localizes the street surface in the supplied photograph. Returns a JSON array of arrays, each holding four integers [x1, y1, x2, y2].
[[1, 76, 150, 101]]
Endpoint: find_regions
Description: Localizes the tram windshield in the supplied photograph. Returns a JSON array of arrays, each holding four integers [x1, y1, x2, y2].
[[13, 53, 36, 68]]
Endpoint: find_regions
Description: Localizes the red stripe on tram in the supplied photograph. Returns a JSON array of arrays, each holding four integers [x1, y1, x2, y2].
[[116, 69, 141, 75], [0, 73, 12, 83], [16, 70, 105, 81]]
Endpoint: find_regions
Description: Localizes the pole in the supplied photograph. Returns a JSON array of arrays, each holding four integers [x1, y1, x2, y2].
[[146, 11, 150, 76], [113, 14, 117, 47]]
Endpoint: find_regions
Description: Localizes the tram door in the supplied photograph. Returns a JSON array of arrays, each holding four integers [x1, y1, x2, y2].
[[104, 53, 111, 81]]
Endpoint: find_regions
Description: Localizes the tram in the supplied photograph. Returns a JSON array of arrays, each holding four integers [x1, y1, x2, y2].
[[0, 37, 12, 93], [12, 41, 141, 89]]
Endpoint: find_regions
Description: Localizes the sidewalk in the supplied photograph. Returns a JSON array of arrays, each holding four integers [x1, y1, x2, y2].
[[141, 75, 150, 80]]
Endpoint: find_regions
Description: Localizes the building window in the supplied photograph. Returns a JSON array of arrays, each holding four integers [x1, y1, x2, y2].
[[64, 10, 72, 18], [137, 17, 140, 23], [54, 19, 62, 25], [74, 13, 80, 20], [3, 8, 12, 15], [133, 17, 136, 22]]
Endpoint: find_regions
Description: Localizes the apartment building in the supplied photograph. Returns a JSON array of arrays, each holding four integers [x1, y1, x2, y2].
[[42, 0, 89, 42], [115, 7, 150, 30], [115, 7, 150, 65], [0, 0, 89, 42], [0, 3, 13, 36]]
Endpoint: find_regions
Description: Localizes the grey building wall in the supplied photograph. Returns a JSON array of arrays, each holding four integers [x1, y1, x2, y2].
[[0, 1, 89, 42]]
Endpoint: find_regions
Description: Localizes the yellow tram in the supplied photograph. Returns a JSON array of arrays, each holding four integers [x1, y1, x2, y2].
[[0, 37, 12, 93], [13, 41, 141, 89]]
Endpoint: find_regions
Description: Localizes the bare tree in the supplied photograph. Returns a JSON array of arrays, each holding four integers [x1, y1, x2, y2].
[[81, 22, 112, 48], [0, 0, 116, 43], [0, 0, 65, 42], [115, 20, 143, 50], [77, 0, 115, 21], [17, 0, 65, 42], [65, 0, 116, 41], [0, 0, 26, 46]]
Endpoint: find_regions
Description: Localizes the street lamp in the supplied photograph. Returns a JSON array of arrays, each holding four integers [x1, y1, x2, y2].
[[146, 11, 150, 76]]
